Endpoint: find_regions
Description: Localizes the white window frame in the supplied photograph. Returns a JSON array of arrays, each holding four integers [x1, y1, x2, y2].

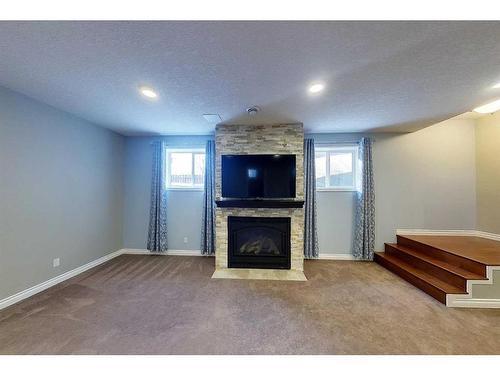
[[315, 144, 359, 192], [165, 147, 206, 191]]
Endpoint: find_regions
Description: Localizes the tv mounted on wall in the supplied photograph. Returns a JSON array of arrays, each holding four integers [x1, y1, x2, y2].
[[221, 154, 296, 199]]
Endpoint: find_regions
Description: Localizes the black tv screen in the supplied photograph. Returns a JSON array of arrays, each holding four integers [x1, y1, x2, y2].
[[222, 154, 296, 198]]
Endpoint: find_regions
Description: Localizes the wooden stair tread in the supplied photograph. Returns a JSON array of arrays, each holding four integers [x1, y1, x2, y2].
[[385, 243, 487, 280], [375, 252, 465, 295], [397, 235, 500, 266]]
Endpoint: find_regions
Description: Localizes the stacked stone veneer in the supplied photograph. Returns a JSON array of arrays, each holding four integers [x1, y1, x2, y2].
[[215, 123, 304, 272]]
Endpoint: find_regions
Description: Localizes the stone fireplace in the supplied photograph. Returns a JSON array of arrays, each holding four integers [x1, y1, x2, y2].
[[212, 123, 306, 281]]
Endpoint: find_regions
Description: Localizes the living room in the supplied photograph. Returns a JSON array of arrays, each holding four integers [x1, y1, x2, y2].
[[1, 1, 500, 372]]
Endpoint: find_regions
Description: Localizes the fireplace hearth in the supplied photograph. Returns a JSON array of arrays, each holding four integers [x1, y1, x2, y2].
[[228, 216, 291, 269]]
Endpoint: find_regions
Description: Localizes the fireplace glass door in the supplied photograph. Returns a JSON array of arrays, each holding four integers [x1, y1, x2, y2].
[[228, 216, 291, 269]]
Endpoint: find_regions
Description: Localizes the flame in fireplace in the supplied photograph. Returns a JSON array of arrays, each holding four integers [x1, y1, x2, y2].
[[239, 236, 280, 255]]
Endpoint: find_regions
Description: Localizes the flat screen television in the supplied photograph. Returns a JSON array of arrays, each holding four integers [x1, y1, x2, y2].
[[221, 154, 296, 199]]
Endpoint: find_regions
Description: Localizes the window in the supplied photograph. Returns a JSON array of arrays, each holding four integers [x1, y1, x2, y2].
[[315, 145, 359, 191], [165, 148, 205, 190]]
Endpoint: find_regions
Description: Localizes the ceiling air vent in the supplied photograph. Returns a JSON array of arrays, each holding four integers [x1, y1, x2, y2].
[[202, 114, 222, 123]]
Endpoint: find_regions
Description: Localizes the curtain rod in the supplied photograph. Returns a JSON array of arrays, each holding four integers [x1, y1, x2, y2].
[[150, 141, 208, 146], [313, 138, 375, 145], [149, 139, 373, 146]]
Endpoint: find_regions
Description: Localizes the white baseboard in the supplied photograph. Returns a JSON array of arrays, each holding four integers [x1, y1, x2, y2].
[[0, 247, 349, 311], [7, 240, 497, 312], [127, 249, 355, 260], [475, 231, 500, 242], [396, 229, 500, 242], [317, 253, 356, 260], [396, 229, 500, 308], [127, 249, 357, 261], [0, 248, 213, 311], [0, 249, 124, 311], [396, 229, 476, 236], [122, 248, 208, 256], [121, 248, 150, 255], [445, 298, 500, 308], [446, 266, 500, 308], [126, 250, 357, 260]]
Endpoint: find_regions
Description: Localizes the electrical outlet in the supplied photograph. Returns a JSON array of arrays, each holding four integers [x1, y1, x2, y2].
[[183, 237, 188, 243], [53, 258, 60, 268]]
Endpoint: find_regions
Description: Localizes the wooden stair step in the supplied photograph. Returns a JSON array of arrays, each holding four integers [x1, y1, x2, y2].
[[374, 252, 465, 304], [385, 243, 486, 281], [396, 235, 487, 277]]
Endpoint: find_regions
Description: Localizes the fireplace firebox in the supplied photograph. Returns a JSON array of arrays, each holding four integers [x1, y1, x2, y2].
[[228, 216, 291, 269]]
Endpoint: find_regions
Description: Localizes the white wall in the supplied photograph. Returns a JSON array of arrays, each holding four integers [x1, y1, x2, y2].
[[0, 86, 124, 300]]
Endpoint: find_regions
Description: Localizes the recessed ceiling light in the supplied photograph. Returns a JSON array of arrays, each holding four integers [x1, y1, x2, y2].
[[493, 82, 500, 89], [473, 99, 500, 114], [139, 86, 158, 99], [308, 83, 325, 94]]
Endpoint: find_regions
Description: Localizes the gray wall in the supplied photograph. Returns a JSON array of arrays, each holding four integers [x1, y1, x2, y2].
[[123, 136, 212, 250], [123, 118, 477, 255], [475, 112, 500, 234], [312, 117, 477, 254], [471, 270, 500, 299], [0, 86, 124, 300], [0, 86, 480, 301]]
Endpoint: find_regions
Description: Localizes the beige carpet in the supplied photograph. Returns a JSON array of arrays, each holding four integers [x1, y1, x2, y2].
[[0, 254, 499, 354]]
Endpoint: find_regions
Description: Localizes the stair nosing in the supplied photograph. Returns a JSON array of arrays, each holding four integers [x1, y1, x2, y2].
[[374, 252, 465, 294], [396, 235, 496, 266], [385, 243, 487, 280]]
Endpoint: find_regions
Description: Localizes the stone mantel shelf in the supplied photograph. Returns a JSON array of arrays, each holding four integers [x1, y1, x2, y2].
[[215, 199, 305, 209]]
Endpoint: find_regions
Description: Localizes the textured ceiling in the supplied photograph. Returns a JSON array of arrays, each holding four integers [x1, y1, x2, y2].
[[1, 21, 500, 135]]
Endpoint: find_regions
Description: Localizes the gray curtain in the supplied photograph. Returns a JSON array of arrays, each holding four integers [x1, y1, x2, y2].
[[304, 138, 319, 259], [147, 140, 168, 252], [353, 137, 375, 260], [201, 140, 216, 255]]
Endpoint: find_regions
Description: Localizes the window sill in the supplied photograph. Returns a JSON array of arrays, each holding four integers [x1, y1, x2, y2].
[[165, 187, 204, 192], [317, 188, 357, 192]]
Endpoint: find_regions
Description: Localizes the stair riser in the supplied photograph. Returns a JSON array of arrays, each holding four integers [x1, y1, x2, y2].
[[396, 235, 486, 277], [385, 244, 467, 291], [374, 254, 447, 304]]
